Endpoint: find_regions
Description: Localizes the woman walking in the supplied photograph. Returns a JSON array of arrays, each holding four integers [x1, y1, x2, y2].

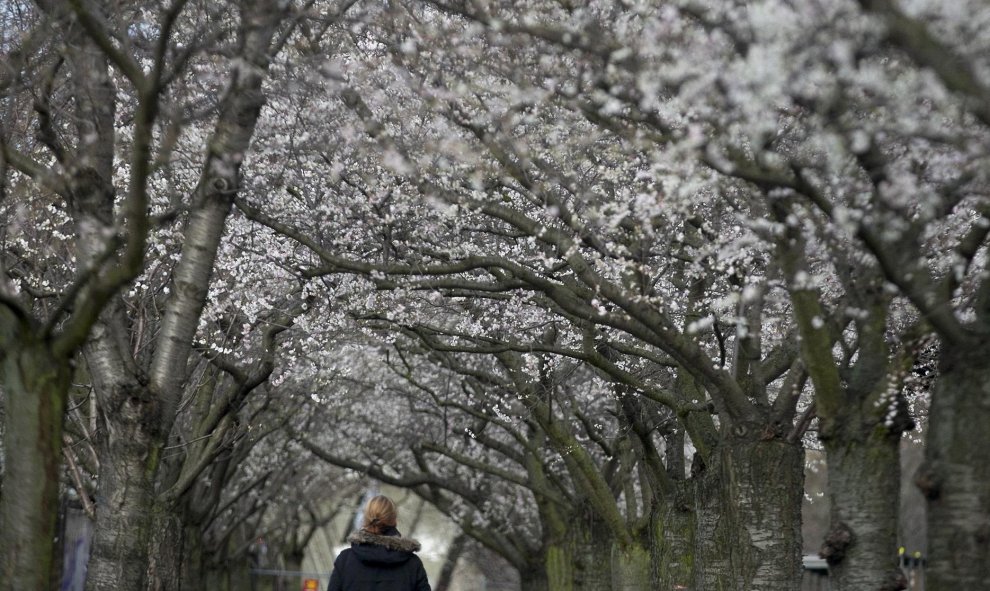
[[328, 495, 431, 591]]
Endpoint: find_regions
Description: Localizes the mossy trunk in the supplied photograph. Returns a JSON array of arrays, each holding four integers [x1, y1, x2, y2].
[[610, 543, 650, 591], [694, 466, 729, 590], [822, 426, 906, 591], [568, 507, 612, 591], [694, 438, 804, 591], [520, 568, 550, 591], [543, 532, 612, 591], [921, 343, 990, 589], [0, 343, 71, 591], [651, 481, 695, 589], [544, 544, 574, 591]]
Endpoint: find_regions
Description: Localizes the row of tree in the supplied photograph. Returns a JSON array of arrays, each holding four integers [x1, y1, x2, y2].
[[1, 0, 987, 590]]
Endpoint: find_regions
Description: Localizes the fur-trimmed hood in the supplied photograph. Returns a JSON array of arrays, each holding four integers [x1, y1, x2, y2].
[[330, 528, 430, 591], [348, 529, 422, 554]]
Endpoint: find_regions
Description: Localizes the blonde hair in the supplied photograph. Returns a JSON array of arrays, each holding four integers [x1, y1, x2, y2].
[[362, 495, 398, 535]]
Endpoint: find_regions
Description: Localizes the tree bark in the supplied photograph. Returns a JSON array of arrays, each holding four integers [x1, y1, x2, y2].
[[822, 425, 907, 591], [610, 543, 651, 591], [83, 317, 159, 591], [83, 385, 159, 591], [146, 506, 185, 591], [921, 343, 990, 589], [0, 341, 71, 591], [694, 438, 804, 591], [543, 543, 574, 591], [520, 568, 550, 591], [651, 481, 695, 590], [565, 504, 611, 591], [179, 521, 207, 591]]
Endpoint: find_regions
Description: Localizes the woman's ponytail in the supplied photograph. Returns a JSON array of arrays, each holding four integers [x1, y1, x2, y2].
[[362, 495, 398, 535]]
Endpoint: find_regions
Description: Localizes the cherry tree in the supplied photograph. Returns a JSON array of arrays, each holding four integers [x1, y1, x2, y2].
[[588, 1, 990, 587], [295, 333, 617, 590], [0, 0, 334, 588], [312, 1, 985, 588], [4, 0, 983, 589], [202, 0, 988, 586], [237, 9, 813, 589], [1, 1, 177, 586]]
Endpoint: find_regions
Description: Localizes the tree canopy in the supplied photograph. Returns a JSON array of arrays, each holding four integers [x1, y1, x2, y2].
[[1, 0, 988, 590]]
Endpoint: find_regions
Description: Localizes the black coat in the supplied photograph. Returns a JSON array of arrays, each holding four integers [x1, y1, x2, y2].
[[327, 528, 431, 591]]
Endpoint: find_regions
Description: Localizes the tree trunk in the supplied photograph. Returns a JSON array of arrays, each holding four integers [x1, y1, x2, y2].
[[82, 3, 284, 589], [610, 543, 650, 591], [179, 522, 207, 591], [694, 438, 804, 591], [434, 533, 467, 591], [822, 426, 906, 590], [228, 558, 253, 591], [920, 343, 990, 589], [520, 568, 550, 591], [146, 505, 185, 591], [694, 464, 729, 591], [0, 343, 71, 591], [282, 551, 303, 591], [84, 380, 160, 591], [568, 507, 611, 591], [204, 566, 229, 591], [535, 502, 613, 591], [147, 497, 213, 591], [651, 481, 695, 590], [543, 544, 574, 591]]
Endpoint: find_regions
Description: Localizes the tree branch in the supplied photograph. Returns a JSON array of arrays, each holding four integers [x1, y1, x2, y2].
[[858, 0, 990, 126]]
